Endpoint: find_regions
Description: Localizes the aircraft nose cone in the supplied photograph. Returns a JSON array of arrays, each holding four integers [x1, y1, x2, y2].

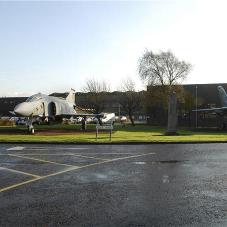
[[14, 102, 33, 117]]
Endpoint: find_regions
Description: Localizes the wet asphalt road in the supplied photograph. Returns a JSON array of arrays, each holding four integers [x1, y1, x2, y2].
[[1, 143, 227, 227]]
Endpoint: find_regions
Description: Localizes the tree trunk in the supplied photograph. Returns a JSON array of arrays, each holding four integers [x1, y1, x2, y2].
[[152, 111, 157, 126], [188, 113, 191, 127], [129, 115, 135, 126]]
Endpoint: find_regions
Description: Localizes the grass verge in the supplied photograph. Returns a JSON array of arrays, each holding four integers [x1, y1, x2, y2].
[[0, 124, 227, 143]]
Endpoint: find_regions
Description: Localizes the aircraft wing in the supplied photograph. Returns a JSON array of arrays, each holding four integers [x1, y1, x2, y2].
[[64, 105, 104, 117], [61, 113, 103, 117], [9, 111, 103, 117], [9, 111, 16, 115]]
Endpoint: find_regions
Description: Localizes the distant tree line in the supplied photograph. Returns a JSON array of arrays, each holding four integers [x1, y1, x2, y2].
[[80, 50, 195, 126]]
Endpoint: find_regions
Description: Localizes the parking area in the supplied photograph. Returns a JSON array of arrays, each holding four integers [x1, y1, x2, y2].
[[1, 143, 227, 226], [0, 145, 154, 194]]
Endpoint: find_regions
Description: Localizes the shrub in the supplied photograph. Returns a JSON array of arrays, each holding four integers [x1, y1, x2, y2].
[[68, 121, 75, 125], [0, 119, 4, 126], [61, 120, 68, 124], [0, 119, 15, 127]]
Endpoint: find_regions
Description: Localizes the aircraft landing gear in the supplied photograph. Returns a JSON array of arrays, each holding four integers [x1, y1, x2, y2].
[[28, 125, 35, 134], [26, 116, 35, 134]]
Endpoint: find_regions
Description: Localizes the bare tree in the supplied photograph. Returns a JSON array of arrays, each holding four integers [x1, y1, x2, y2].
[[81, 78, 110, 114], [139, 50, 192, 125], [116, 77, 142, 126], [139, 49, 192, 86]]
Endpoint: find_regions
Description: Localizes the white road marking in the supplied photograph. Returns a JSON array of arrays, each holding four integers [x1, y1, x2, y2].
[[7, 147, 25, 151], [6, 147, 89, 151], [24, 147, 48, 149], [7, 147, 48, 151], [134, 162, 146, 165], [62, 148, 90, 150], [24, 149, 48, 151]]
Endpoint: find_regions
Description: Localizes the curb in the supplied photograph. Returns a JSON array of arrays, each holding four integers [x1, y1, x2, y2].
[[1, 141, 227, 145]]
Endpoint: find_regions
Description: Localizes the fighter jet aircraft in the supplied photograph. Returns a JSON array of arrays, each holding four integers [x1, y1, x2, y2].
[[195, 86, 227, 128], [13, 89, 102, 134]]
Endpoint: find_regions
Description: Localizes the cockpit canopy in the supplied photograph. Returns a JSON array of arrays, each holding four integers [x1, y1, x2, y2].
[[26, 93, 43, 102]]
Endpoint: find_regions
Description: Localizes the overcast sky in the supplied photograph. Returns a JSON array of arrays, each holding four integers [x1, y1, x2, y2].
[[0, 0, 227, 97]]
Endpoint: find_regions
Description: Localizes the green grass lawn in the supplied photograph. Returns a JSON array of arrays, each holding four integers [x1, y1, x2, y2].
[[0, 124, 227, 143]]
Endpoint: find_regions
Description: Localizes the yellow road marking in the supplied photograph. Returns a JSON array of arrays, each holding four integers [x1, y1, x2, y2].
[[0, 152, 155, 193], [39, 152, 155, 178], [75, 152, 155, 169], [15, 154, 73, 156], [71, 154, 111, 161], [74, 159, 115, 169], [0, 177, 43, 193], [8, 154, 78, 168], [0, 167, 78, 193], [0, 167, 41, 178], [41, 167, 78, 178]]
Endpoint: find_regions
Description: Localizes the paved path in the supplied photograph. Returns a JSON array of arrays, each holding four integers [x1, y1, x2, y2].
[[0, 143, 227, 226]]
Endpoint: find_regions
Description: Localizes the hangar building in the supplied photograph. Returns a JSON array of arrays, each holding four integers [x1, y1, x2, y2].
[[146, 83, 227, 127]]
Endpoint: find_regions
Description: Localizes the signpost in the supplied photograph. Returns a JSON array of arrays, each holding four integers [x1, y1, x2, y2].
[[96, 125, 113, 141]]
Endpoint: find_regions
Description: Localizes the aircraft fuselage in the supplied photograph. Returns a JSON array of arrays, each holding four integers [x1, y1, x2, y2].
[[14, 94, 76, 119]]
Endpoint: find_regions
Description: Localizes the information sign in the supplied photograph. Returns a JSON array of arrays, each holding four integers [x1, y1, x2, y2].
[[96, 125, 113, 141], [96, 126, 113, 130]]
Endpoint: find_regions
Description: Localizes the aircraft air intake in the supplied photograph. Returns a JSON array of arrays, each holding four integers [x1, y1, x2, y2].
[[50, 102, 57, 116]]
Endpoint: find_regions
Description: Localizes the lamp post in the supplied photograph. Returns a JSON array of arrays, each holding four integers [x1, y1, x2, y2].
[[196, 86, 198, 127]]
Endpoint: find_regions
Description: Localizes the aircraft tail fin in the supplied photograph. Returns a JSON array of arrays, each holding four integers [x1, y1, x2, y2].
[[218, 86, 227, 107], [66, 89, 76, 103]]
